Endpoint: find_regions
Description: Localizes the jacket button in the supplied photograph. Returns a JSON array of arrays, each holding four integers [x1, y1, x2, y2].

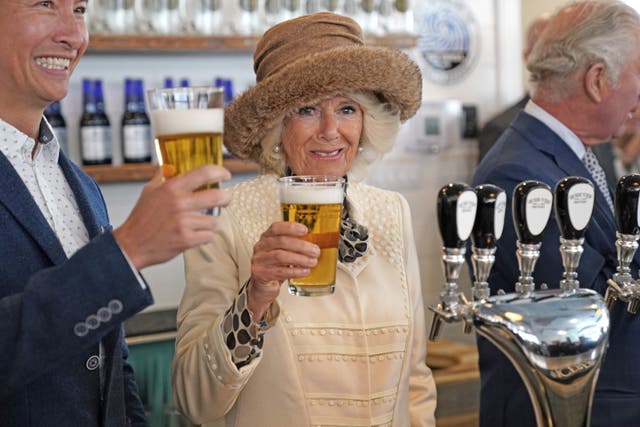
[[108, 299, 123, 314], [74, 323, 89, 337], [86, 315, 100, 329], [86, 355, 101, 370], [97, 307, 112, 322]]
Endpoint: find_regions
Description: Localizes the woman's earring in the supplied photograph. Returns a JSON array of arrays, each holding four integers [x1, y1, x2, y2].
[[357, 146, 364, 153], [273, 144, 281, 153]]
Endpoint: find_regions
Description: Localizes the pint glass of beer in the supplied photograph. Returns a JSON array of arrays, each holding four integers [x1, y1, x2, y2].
[[278, 176, 345, 296], [146, 86, 224, 215]]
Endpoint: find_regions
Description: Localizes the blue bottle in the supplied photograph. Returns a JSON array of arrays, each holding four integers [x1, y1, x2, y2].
[[80, 79, 112, 165], [122, 78, 152, 163], [44, 100, 68, 154]]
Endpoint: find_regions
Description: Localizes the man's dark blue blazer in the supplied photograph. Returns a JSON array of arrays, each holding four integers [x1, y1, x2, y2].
[[0, 148, 154, 426], [472, 111, 640, 427]]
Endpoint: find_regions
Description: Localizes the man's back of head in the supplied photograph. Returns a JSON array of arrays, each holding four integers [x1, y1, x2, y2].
[[523, 13, 551, 61], [527, 0, 640, 143]]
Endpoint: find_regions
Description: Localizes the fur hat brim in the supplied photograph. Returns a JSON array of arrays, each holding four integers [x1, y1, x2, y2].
[[224, 44, 422, 165]]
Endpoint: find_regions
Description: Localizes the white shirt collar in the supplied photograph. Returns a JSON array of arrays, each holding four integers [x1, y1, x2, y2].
[[524, 100, 586, 159], [0, 116, 60, 164]]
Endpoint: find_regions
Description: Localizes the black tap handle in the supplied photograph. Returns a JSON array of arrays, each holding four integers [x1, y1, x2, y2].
[[554, 176, 595, 240], [512, 180, 553, 244], [437, 183, 477, 249], [615, 174, 640, 235], [471, 184, 507, 249]]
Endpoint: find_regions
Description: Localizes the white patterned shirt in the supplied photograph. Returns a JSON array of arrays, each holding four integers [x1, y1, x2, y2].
[[0, 117, 89, 257]]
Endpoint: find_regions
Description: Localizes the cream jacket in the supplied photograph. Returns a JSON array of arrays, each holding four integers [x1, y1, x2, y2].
[[172, 174, 437, 427]]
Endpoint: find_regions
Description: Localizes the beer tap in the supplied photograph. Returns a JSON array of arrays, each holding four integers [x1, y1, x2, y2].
[[554, 177, 595, 292], [512, 181, 553, 296], [429, 180, 609, 427], [470, 184, 507, 301], [429, 183, 477, 340], [606, 174, 640, 313]]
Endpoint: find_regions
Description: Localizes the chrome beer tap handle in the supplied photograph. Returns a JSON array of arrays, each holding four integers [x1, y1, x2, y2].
[[512, 181, 553, 296], [470, 184, 507, 302], [608, 174, 640, 313], [554, 177, 595, 292], [428, 183, 477, 340], [467, 182, 504, 335]]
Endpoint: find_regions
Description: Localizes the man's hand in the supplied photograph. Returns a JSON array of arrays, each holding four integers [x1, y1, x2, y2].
[[113, 164, 232, 270]]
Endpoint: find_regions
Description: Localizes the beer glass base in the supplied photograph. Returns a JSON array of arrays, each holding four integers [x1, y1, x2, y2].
[[288, 283, 335, 297]]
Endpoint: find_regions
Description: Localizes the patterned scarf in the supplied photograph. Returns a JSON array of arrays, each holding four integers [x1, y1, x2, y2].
[[339, 202, 369, 263]]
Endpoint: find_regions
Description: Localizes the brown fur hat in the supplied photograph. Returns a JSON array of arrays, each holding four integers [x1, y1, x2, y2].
[[224, 12, 422, 170]]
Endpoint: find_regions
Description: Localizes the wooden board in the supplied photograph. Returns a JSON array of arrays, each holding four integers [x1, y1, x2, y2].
[[427, 340, 480, 427]]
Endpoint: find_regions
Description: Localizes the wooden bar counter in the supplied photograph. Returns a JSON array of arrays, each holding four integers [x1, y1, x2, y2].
[[427, 340, 480, 427]]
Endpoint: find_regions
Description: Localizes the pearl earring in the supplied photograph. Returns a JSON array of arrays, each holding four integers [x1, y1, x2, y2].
[[273, 144, 281, 153], [357, 146, 364, 153]]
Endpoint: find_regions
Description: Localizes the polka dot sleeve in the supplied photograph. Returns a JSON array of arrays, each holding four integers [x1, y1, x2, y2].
[[221, 281, 279, 369]]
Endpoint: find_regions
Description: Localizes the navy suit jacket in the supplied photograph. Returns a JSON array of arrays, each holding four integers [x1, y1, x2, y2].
[[477, 95, 529, 163], [472, 111, 640, 427], [0, 149, 154, 426]]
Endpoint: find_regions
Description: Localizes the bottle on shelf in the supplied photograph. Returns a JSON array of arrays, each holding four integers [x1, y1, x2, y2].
[[179, 78, 190, 87], [80, 79, 112, 166], [44, 100, 68, 154], [233, 0, 263, 35], [164, 76, 175, 88], [182, 0, 224, 35], [214, 77, 233, 106], [281, 0, 304, 21], [264, 0, 283, 29], [215, 77, 234, 158], [122, 79, 153, 163]]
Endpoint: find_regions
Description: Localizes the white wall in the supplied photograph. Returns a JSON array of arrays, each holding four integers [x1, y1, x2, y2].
[[414, 0, 522, 124]]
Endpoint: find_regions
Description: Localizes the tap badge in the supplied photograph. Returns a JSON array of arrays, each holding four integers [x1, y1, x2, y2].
[[456, 190, 477, 241], [526, 188, 553, 236], [568, 183, 594, 231], [494, 192, 507, 240], [415, 0, 480, 85]]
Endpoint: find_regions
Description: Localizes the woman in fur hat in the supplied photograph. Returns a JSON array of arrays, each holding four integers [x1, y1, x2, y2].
[[172, 12, 437, 427]]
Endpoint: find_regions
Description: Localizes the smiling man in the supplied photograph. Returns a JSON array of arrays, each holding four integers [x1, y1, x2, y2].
[[0, 0, 231, 425]]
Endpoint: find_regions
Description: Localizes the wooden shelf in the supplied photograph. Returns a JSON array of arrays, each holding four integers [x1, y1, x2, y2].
[[83, 158, 259, 183], [224, 157, 262, 174], [87, 33, 417, 53], [88, 34, 261, 52], [367, 34, 418, 49]]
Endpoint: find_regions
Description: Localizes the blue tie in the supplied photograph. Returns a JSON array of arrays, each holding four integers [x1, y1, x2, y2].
[[583, 148, 614, 213]]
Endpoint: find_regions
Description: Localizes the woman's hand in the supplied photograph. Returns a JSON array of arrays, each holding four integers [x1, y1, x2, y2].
[[247, 221, 320, 319]]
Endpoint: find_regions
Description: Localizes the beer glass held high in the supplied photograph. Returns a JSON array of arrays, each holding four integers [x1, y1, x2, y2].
[[146, 86, 225, 215], [278, 176, 346, 296]]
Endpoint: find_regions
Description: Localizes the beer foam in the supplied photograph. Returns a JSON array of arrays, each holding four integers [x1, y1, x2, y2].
[[151, 109, 223, 136], [280, 185, 344, 204]]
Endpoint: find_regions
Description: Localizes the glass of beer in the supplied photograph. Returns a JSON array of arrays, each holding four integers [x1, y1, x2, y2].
[[278, 176, 345, 296], [146, 85, 224, 215]]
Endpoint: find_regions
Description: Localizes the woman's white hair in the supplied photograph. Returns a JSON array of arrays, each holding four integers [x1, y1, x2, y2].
[[259, 90, 401, 182], [528, 0, 640, 101]]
